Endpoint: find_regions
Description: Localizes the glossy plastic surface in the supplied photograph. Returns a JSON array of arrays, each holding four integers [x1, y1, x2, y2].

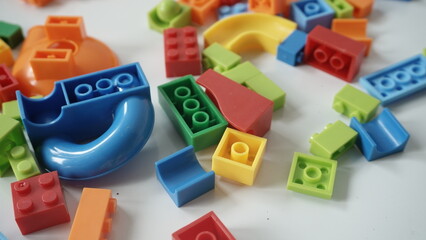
[[155, 146, 215, 207], [360, 54, 426, 105], [249, 0, 283, 14], [17, 63, 154, 180], [0, 65, 19, 104], [178, 0, 221, 25], [291, 0, 335, 32], [148, 0, 191, 33], [332, 18, 372, 56], [346, 0, 374, 18], [0, 21, 23, 49], [324, 0, 353, 18], [0, 233, 7, 240], [0, 40, 14, 67], [8, 144, 41, 181], [277, 29, 307, 66], [0, 115, 26, 177], [350, 108, 410, 161], [204, 13, 297, 55], [202, 42, 242, 73], [2, 100, 21, 123], [218, 3, 248, 19]]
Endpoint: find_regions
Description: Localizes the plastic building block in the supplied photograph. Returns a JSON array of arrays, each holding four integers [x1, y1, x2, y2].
[[360, 54, 426, 105], [8, 145, 41, 181], [310, 120, 358, 159], [346, 0, 374, 18], [11, 171, 70, 235], [291, 0, 335, 33], [178, 0, 221, 25], [0, 233, 7, 240], [148, 0, 191, 33], [324, 0, 353, 18], [283, 0, 299, 17], [203, 43, 242, 73], [197, 69, 274, 136], [0, 64, 19, 104], [0, 40, 14, 67], [204, 13, 296, 55], [222, 61, 286, 111], [249, 0, 284, 14], [12, 16, 118, 97], [212, 128, 267, 185], [173, 211, 236, 240], [155, 146, 215, 207], [332, 18, 372, 56], [0, 115, 26, 177], [164, 27, 202, 78], [423, 48, 426, 56], [350, 108, 410, 161], [220, 0, 241, 6], [69, 188, 116, 240], [304, 26, 366, 82], [17, 63, 154, 180], [287, 152, 337, 199], [0, 21, 24, 49], [158, 75, 228, 151], [218, 3, 248, 19], [24, 0, 54, 7], [333, 85, 380, 123], [2, 100, 21, 122], [277, 30, 308, 66]]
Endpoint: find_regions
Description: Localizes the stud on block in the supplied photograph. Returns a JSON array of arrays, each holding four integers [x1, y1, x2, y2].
[[324, 0, 353, 18], [291, 0, 335, 32], [0, 64, 19, 104], [148, 0, 191, 33], [8, 145, 41, 181], [218, 3, 248, 19], [331, 18, 372, 56]]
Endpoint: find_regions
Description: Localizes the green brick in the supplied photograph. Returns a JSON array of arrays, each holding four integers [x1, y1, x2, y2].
[[222, 61, 285, 111], [423, 48, 426, 56], [324, 0, 354, 18], [287, 152, 337, 199], [310, 120, 357, 159], [0, 21, 24, 48], [0, 115, 26, 177], [158, 75, 228, 151], [2, 100, 22, 123], [333, 84, 380, 123], [8, 144, 40, 180], [148, 0, 191, 33], [202, 43, 242, 73]]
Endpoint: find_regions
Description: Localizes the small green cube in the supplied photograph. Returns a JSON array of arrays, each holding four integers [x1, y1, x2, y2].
[[202, 43, 242, 73], [0, 21, 24, 48], [324, 0, 354, 18]]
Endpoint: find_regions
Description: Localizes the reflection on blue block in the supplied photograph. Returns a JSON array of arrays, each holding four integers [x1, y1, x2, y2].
[[155, 145, 215, 207], [360, 54, 426, 105], [277, 30, 307, 66], [218, 3, 248, 19], [291, 0, 334, 32], [350, 108, 410, 161]]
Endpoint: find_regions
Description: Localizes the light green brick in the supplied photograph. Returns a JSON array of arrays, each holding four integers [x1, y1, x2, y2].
[[325, 0, 354, 18], [2, 100, 21, 123], [287, 152, 337, 199], [8, 144, 40, 180], [333, 84, 380, 123], [310, 120, 358, 159], [0, 115, 26, 177], [148, 0, 191, 33], [202, 42, 242, 73]]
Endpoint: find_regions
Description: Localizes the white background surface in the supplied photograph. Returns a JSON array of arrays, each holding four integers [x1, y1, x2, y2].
[[1, 0, 426, 239]]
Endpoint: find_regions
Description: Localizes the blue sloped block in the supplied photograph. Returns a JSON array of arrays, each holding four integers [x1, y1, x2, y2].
[[350, 108, 410, 161], [360, 54, 426, 105], [277, 30, 307, 66], [218, 3, 248, 19], [291, 0, 334, 32], [155, 145, 215, 207]]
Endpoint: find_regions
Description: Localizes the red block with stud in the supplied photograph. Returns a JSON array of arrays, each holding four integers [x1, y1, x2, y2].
[[196, 69, 273, 137], [172, 211, 236, 240], [11, 171, 70, 235], [304, 26, 366, 82], [164, 26, 202, 78], [0, 64, 19, 105]]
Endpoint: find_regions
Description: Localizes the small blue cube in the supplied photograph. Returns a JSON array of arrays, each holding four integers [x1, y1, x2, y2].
[[277, 30, 308, 66]]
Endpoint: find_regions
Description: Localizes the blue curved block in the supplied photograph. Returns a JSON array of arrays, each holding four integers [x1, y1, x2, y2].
[[17, 63, 155, 180], [350, 108, 410, 161], [277, 30, 307, 66], [155, 146, 215, 207], [291, 0, 334, 32], [218, 3, 248, 19], [360, 54, 426, 105]]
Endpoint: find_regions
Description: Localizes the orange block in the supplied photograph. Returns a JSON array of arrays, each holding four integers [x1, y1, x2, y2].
[[24, 0, 54, 7], [332, 19, 372, 56], [346, 0, 374, 18], [249, 0, 284, 15], [178, 0, 220, 25], [0, 39, 14, 67], [282, 0, 299, 17], [30, 49, 75, 80], [68, 188, 117, 240], [45, 16, 87, 42]]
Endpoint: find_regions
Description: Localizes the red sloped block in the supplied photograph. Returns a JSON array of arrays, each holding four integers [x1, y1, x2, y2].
[[172, 211, 236, 240], [164, 26, 202, 78], [11, 171, 70, 235], [304, 25, 366, 82], [0, 64, 19, 104], [197, 69, 273, 136]]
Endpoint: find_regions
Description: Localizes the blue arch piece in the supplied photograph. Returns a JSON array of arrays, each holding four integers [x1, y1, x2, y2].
[[17, 63, 155, 180]]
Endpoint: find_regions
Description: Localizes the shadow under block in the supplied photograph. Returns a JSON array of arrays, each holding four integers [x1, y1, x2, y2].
[[222, 61, 286, 111], [212, 128, 267, 185], [350, 108, 410, 161], [148, 0, 191, 33], [155, 145, 215, 207], [287, 152, 337, 199], [202, 42, 241, 73], [197, 69, 274, 137], [310, 120, 358, 159], [158, 75, 228, 151], [68, 188, 116, 240], [333, 84, 380, 123]]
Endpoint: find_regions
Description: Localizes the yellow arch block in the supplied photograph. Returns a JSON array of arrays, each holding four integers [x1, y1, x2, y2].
[[203, 13, 297, 55]]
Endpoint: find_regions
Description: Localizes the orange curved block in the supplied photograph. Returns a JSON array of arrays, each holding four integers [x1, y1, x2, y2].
[[332, 19, 372, 56], [346, 0, 374, 18], [249, 0, 284, 15], [178, 0, 220, 25]]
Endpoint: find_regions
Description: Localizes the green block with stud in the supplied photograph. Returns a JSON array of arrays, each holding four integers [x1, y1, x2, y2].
[[287, 152, 337, 199], [2, 100, 22, 124], [8, 144, 41, 180], [222, 61, 285, 111], [202, 43, 242, 73], [333, 84, 380, 123], [148, 0, 191, 33], [324, 0, 354, 18], [310, 120, 358, 159], [0, 21, 24, 48]]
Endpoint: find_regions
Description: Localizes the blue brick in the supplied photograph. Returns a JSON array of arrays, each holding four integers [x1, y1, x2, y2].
[[218, 3, 248, 19], [0, 232, 7, 240], [277, 30, 307, 66], [360, 54, 426, 105], [350, 108, 409, 161], [291, 0, 334, 32]]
